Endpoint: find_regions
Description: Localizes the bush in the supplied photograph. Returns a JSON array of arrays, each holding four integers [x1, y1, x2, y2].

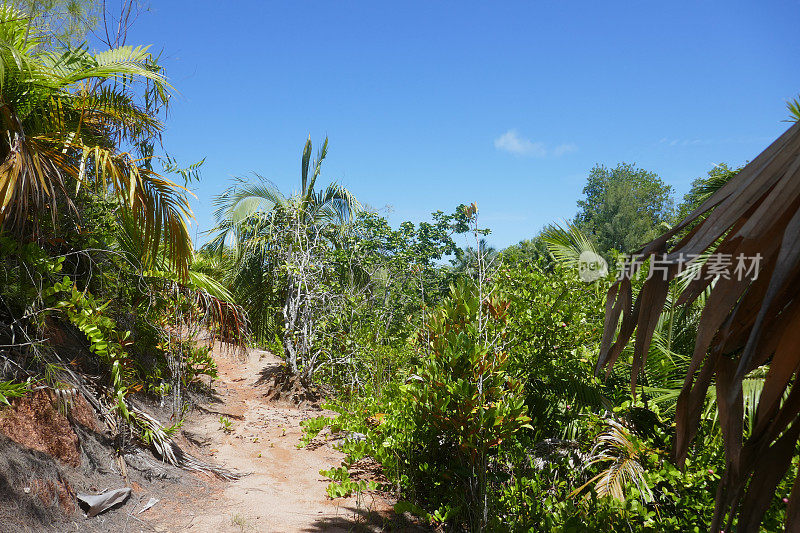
[[304, 279, 531, 529]]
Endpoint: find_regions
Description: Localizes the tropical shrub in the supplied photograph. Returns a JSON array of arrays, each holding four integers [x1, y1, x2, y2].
[[304, 278, 531, 530], [495, 262, 619, 440]]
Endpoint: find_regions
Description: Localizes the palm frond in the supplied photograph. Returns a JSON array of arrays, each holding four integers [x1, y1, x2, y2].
[[598, 121, 800, 531], [86, 145, 193, 275], [300, 135, 312, 194], [0, 12, 189, 275], [312, 182, 362, 225], [787, 96, 800, 123], [76, 85, 163, 140], [541, 220, 605, 271], [305, 136, 327, 201], [571, 419, 653, 503]]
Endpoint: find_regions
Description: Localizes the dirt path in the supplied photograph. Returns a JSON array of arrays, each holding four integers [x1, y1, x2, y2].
[[148, 346, 406, 533]]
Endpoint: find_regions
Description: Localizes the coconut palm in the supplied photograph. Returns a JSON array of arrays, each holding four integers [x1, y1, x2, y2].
[[0, 5, 192, 275]]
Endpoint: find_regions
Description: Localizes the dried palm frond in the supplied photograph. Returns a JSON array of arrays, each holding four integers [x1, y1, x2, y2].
[[130, 406, 240, 480], [59, 363, 239, 480], [598, 121, 800, 531], [570, 419, 652, 503]]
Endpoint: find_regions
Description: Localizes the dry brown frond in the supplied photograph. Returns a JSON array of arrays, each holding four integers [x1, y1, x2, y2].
[[598, 121, 800, 531]]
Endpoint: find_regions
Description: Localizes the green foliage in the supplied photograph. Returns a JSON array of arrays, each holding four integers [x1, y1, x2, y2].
[[0, 4, 193, 276], [500, 236, 553, 270], [183, 344, 218, 385], [16, 0, 100, 45], [674, 163, 740, 223], [0, 6, 793, 525], [44, 275, 135, 416], [306, 207, 469, 389], [787, 95, 800, 123], [0, 380, 31, 405], [296, 209, 800, 531], [210, 138, 363, 373], [495, 263, 618, 439], [450, 238, 497, 280], [0, 1, 242, 482], [304, 279, 531, 529], [319, 466, 378, 498], [411, 277, 532, 457], [575, 163, 675, 256]]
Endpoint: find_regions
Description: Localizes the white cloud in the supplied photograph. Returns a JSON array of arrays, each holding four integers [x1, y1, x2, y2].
[[494, 130, 577, 158], [553, 143, 578, 156], [494, 129, 547, 157]]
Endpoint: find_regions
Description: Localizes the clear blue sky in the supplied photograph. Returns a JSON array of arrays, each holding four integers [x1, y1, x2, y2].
[[126, 1, 799, 249]]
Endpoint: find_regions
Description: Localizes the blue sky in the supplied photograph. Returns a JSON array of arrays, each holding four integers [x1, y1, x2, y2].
[[126, 1, 799, 249]]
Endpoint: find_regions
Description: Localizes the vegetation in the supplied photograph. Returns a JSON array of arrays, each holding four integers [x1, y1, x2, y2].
[[599, 121, 800, 531], [575, 162, 675, 257], [290, 144, 798, 531], [1, 2, 798, 532], [0, 2, 243, 476]]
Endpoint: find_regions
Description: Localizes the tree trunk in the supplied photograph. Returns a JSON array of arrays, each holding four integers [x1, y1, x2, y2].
[[282, 279, 299, 374]]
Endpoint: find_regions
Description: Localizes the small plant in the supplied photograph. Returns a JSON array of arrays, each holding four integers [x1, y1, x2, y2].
[[230, 512, 248, 531], [183, 344, 218, 386], [320, 466, 378, 498], [299, 415, 333, 447], [219, 415, 233, 433], [0, 380, 30, 406]]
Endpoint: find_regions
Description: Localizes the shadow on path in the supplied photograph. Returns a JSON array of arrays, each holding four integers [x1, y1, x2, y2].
[[301, 505, 428, 532]]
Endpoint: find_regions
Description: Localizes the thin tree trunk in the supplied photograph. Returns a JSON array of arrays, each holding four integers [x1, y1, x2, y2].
[[282, 278, 299, 374]]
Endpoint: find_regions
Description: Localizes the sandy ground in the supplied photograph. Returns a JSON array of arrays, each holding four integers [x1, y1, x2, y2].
[[147, 346, 409, 533]]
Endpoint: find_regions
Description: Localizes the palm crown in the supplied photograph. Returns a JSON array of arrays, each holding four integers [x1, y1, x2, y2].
[[0, 5, 192, 275]]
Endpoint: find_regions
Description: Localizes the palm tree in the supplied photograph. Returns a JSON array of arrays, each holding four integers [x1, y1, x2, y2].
[[210, 138, 359, 244], [0, 5, 192, 275], [598, 121, 800, 532], [210, 137, 361, 374], [451, 238, 498, 279]]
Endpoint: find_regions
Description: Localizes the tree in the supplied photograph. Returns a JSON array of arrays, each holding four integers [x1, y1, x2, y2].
[[451, 238, 498, 280], [674, 163, 740, 223], [598, 122, 800, 531], [500, 236, 552, 270], [210, 137, 361, 375], [575, 163, 674, 256], [0, 5, 193, 276], [17, 0, 100, 45]]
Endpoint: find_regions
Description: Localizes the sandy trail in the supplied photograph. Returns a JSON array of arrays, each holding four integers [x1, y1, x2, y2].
[[149, 346, 403, 533]]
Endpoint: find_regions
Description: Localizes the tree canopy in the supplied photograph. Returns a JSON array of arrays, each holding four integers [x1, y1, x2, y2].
[[575, 163, 675, 256]]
